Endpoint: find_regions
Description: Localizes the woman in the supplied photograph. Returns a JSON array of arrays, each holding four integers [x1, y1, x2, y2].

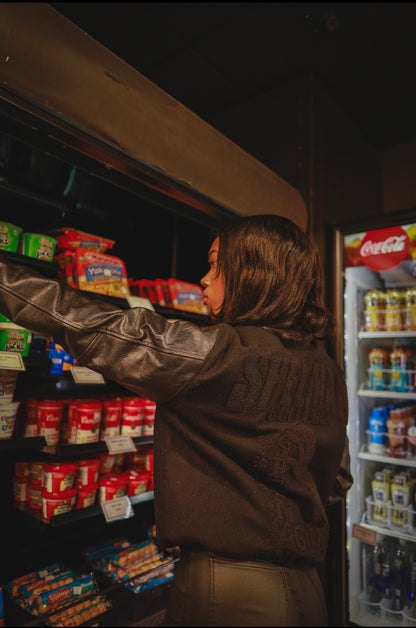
[[0, 214, 350, 626]]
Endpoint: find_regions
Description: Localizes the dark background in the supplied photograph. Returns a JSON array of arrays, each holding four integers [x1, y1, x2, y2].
[[50, 2, 416, 152]]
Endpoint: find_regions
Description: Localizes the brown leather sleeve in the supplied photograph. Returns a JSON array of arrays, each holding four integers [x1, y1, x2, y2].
[[0, 256, 218, 402]]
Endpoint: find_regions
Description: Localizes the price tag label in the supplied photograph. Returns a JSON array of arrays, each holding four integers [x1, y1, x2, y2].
[[71, 366, 105, 384], [352, 523, 377, 545], [105, 435, 136, 454], [0, 351, 25, 370], [126, 295, 154, 311], [101, 496, 134, 523]]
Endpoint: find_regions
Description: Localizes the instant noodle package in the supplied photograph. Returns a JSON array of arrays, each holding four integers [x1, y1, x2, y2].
[[50, 228, 130, 298]]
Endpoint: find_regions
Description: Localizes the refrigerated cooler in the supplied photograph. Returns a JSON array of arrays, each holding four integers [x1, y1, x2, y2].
[[341, 220, 416, 626]]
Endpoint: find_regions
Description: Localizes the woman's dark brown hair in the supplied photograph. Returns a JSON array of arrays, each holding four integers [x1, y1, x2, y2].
[[212, 214, 335, 343]]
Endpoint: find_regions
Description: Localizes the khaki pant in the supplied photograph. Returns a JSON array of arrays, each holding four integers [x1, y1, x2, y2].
[[165, 551, 328, 627]]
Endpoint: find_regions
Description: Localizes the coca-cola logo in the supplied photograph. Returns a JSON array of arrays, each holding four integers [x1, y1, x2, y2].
[[359, 227, 409, 271]]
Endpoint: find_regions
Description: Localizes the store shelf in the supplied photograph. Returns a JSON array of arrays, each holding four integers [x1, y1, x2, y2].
[[43, 435, 153, 459], [358, 388, 416, 400], [0, 436, 47, 452], [14, 490, 154, 528], [359, 450, 416, 468], [359, 330, 416, 339], [359, 514, 416, 543]]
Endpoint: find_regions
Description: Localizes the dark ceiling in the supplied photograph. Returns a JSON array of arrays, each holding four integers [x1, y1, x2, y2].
[[50, 2, 416, 151]]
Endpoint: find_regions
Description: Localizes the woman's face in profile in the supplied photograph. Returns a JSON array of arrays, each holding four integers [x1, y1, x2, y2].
[[200, 237, 225, 315]]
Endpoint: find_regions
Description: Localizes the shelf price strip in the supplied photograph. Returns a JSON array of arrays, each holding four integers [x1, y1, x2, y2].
[[105, 435, 136, 454], [0, 350, 25, 370], [101, 495, 134, 523], [71, 366, 105, 384]]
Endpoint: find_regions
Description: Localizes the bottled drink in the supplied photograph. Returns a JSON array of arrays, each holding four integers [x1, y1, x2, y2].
[[390, 539, 408, 611], [369, 348, 388, 391], [386, 290, 404, 332], [405, 289, 416, 331], [369, 408, 387, 454], [364, 290, 386, 332], [366, 538, 390, 603], [406, 542, 416, 617], [390, 348, 409, 393]]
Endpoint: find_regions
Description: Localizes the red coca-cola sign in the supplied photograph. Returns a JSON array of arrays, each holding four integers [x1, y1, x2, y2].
[[359, 227, 409, 271]]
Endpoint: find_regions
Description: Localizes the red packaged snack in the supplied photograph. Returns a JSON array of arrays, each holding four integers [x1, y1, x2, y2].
[[73, 249, 130, 298], [54, 250, 77, 287], [48, 228, 114, 253], [138, 279, 158, 304], [155, 279, 173, 307], [167, 279, 206, 314]]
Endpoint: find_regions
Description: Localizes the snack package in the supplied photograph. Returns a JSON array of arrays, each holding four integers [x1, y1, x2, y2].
[[74, 249, 130, 298], [167, 279, 207, 314], [48, 228, 114, 253], [155, 279, 173, 307]]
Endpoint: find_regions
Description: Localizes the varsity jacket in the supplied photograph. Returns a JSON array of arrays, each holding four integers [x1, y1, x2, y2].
[[0, 256, 349, 567]]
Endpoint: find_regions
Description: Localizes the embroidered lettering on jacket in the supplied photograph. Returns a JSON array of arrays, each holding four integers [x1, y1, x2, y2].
[[226, 348, 342, 425]]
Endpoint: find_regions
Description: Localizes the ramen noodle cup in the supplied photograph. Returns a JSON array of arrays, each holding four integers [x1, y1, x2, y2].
[[67, 400, 80, 444], [100, 399, 123, 439], [0, 222, 22, 252], [76, 459, 100, 487], [142, 400, 156, 436], [23, 398, 39, 437], [98, 473, 127, 503], [42, 462, 77, 493], [124, 470, 149, 496], [76, 483, 98, 509], [42, 488, 76, 521], [74, 401, 102, 444], [15, 462, 30, 478], [99, 453, 117, 474], [21, 233, 57, 262], [28, 481, 42, 510], [29, 462, 43, 484], [37, 400, 63, 445], [13, 476, 29, 502], [121, 397, 145, 437], [0, 400, 20, 439], [0, 329, 31, 356]]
